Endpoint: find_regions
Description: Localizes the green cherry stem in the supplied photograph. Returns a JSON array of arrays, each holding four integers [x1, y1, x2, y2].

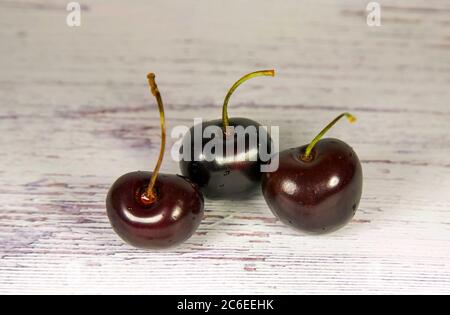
[[301, 112, 356, 161], [142, 73, 166, 205], [222, 69, 275, 133]]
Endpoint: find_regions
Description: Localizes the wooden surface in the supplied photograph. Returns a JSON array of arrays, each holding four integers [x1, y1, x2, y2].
[[1, 0, 450, 295]]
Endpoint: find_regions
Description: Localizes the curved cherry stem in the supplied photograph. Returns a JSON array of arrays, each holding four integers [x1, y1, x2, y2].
[[302, 112, 356, 161], [222, 70, 275, 133], [142, 73, 166, 204]]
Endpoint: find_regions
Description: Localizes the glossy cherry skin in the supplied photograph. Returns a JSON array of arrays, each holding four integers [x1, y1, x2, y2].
[[262, 138, 363, 233], [180, 117, 272, 199], [106, 171, 204, 248]]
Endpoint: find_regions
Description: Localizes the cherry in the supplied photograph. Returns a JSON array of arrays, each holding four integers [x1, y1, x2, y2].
[[262, 113, 363, 233], [180, 70, 275, 199], [106, 73, 204, 249]]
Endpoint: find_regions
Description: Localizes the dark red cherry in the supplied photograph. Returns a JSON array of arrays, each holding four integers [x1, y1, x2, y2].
[[262, 113, 363, 233], [106, 73, 204, 248], [180, 70, 275, 199], [180, 117, 272, 199], [106, 172, 203, 248]]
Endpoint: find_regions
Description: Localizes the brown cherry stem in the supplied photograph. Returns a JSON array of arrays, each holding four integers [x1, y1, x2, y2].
[[142, 73, 166, 204], [222, 70, 275, 134], [301, 112, 356, 161]]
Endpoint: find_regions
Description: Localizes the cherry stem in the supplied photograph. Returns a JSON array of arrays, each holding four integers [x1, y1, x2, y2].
[[302, 112, 356, 161], [143, 73, 166, 204], [222, 70, 275, 133]]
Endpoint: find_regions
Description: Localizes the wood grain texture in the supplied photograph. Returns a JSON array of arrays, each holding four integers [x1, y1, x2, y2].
[[0, 0, 449, 294]]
